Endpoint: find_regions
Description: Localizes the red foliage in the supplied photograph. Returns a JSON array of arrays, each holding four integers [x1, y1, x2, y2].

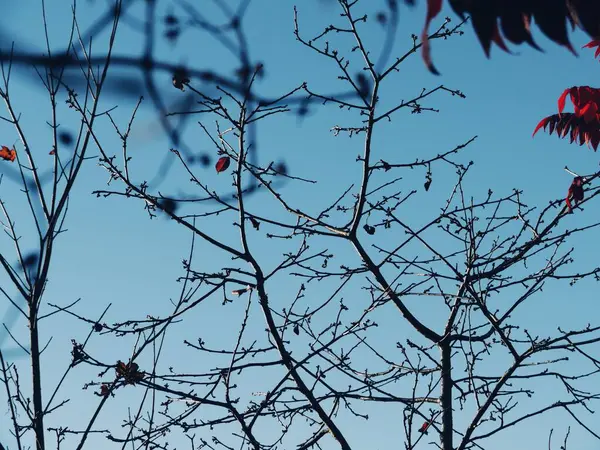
[[533, 81, 600, 150], [215, 156, 231, 173], [0, 146, 16, 162], [557, 86, 600, 120], [533, 114, 600, 150], [421, 0, 443, 74], [533, 42, 600, 151], [584, 40, 600, 60], [420, 0, 600, 73]]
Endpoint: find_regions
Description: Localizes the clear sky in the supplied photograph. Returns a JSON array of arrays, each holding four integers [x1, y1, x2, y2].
[[0, 1, 599, 449]]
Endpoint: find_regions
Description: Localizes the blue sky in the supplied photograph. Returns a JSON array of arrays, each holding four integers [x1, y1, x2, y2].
[[0, 0, 599, 449]]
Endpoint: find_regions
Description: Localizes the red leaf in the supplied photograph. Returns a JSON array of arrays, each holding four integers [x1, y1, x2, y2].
[[418, 421, 431, 434], [579, 128, 587, 146], [579, 101, 598, 123], [591, 131, 600, 150], [566, 196, 573, 212], [533, 112, 600, 152], [569, 125, 578, 144], [421, 0, 443, 75], [499, 10, 540, 48], [561, 86, 600, 118], [425, 0, 443, 29], [491, 24, 511, 54], [215, 156, 231, 173], [583, 40, 600, 59], [116, 361, 127, 376], [548, 117, 557, 135], [560, 115, 574, 137], [550, 87, 600, 134], [414, 1, 600, 72], [0, 146, 16, 162], [532, 117, 549, 136], [557, 88, 569, 114]]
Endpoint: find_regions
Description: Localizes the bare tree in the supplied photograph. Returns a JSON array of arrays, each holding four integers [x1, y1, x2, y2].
[[52, 1, 600, 450], [0, 2, 121, 450], [2, 1, 600, 450]]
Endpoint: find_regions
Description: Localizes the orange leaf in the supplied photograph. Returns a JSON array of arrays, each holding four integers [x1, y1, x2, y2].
[[0, 146, 16, 162]]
